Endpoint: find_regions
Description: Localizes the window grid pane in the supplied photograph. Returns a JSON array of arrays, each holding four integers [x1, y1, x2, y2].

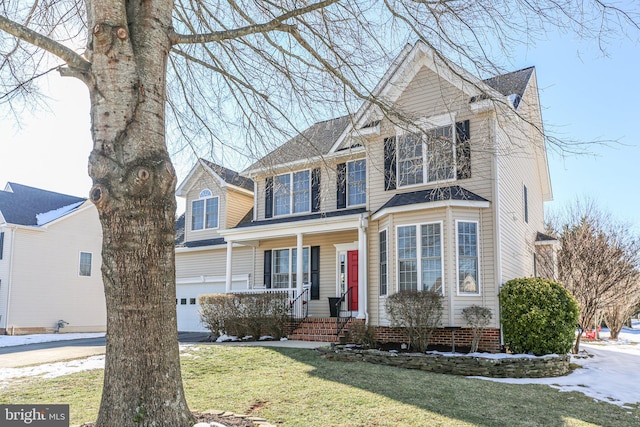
[[458, 222, 478, 293], [379, 230, 387, 296], [79, 252, 92, 277], [426, 126, 454, 182], [205, 197, 219, 229], [274, 174, 291, 216], [347, 160, 366, 206], [191, 200, 204, 230], [398, 134, 423, 186], [273, 249, 290, 288], [398, 226, 418, 291], [421, 223, 442, 293], [292, 170, 310, 213]]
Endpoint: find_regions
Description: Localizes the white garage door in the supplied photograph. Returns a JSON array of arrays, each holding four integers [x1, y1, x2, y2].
[[176, 283, 224, 332], [176, 275, 249, 332]]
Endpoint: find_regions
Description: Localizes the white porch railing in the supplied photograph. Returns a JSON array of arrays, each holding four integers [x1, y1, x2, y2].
[[232, 285, 310, 320]]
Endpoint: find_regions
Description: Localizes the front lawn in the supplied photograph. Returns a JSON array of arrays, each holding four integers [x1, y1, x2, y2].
[[1, 345, 638, 426]]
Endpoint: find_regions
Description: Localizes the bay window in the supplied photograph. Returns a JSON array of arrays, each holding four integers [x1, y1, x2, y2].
[[397, 223, 443, 293], [457, 221, 479, 294]]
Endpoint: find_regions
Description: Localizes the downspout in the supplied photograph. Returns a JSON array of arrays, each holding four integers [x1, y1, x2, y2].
[[362, 216, 369, 323], [492, 114, 504, 346], [446, 207, 454, 326], [4, 227, 16, 334]]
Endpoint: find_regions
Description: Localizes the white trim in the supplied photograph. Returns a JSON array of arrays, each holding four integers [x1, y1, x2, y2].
[[469, 99, 494, 114], [455, 220, 481, 296], [177, 274, 249, 285], [393, 112, 456, 135], [372, 199, 490, 221], [395, 221, 445, 295]]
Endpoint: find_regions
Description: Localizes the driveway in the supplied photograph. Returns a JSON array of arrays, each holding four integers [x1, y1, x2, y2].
[[0, 332, 210, 368]]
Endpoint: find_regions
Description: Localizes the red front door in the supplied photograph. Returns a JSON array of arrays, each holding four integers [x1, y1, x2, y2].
[[347, 250, 358, 311]]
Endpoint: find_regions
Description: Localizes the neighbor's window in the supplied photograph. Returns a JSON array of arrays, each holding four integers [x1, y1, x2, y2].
[[397, 125, 454, 187], [523, 184, 529, 223], [79, 252, 92, 277], [397, 223, 443, 293], [274, 170, 311, 216], [379, 229, 388, 296], [191, 189, 219, 230], [347, 159, 366, 206], [457, 221, 479, 294], [272, 247, 310, 288], [0, 231, 4, 260]]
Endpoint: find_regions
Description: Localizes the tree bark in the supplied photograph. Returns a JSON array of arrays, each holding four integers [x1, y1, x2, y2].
[[86, 1, 192, 425]]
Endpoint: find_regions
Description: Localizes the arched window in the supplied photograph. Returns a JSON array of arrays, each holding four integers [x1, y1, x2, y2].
[[191, 188, 219, 230]]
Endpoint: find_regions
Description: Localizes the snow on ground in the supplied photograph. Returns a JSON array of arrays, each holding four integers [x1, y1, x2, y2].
[[0, 333, 105, 348], [473, 321, 640, 408], [1, 324, 640, 408]]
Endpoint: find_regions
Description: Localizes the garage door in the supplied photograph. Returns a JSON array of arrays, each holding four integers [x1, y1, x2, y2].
[[176, 283, 224, 332]]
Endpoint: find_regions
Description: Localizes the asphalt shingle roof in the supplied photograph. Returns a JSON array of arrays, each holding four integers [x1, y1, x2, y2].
[[477, 67, 535, 108], [0, 183, 86, 226], [376, 186, 489, 213], [234, 207, 366, 229], [198, 159, 254, 192], [246, 115, 352, 172]]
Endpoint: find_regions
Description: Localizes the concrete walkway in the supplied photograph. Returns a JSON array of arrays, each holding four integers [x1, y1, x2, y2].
[[0, 337, 329, 368]]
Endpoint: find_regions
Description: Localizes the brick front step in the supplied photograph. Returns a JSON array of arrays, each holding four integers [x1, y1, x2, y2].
[[287, 317, 360, 342]]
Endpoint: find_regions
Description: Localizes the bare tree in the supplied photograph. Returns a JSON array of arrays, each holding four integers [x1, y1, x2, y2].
[[1, 1, 639, 426], [553, 201, 640, 353], [603, 271, 640, 340]]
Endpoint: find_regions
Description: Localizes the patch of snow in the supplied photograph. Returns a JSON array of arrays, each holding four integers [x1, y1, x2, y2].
[[0, 356, 105, 388], [36, 201, 84, 226], [279, 337, 288, 341], [215, 334, 239, 343], [259, 336, 274, 341], [0, 333, 105, 348]]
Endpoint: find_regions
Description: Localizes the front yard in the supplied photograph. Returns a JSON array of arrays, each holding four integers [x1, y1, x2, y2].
[[0, 345, 638, 426]]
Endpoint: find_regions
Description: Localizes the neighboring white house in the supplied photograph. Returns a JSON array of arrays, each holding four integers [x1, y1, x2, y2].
[[0, 183, 106, 334]]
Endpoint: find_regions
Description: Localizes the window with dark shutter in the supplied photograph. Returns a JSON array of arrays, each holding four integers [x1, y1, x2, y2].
[[524, 185, 529, 223], [336, 163, 346, 209], [311, 168, 321, 212], [456, 120, 471, 180], [264, 250, 272, 288], [310, 246, 320, 300], [384, 136, 397, 190], [265, 177, 273, 219]]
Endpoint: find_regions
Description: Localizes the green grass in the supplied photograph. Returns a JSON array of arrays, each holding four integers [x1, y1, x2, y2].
[[1, 345, 638, 426]]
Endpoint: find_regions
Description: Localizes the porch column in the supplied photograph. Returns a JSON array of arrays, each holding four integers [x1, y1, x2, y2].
[[357, 216, 367, 319], [225, 239, 233, 293], [296, 232, 303, 297]]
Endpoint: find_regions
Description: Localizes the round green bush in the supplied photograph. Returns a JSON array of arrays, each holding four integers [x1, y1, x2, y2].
[[499, 277, 579, 355]]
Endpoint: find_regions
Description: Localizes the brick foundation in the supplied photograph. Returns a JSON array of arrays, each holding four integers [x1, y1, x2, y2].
[[374, 326, 501, 353]]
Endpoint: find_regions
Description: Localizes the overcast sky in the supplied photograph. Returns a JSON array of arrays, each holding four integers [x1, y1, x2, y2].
[[1, 21, 638, 227]]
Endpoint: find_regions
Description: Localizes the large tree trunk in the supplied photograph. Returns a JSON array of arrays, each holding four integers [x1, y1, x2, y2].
[[86, 1, 192, 426]]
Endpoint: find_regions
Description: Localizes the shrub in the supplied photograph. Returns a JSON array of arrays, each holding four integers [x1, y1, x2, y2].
[[346, 321, 377, 348], [199, 292, 290, 339], [385, 290, 443, 352], [499, 277, 579, 356], [462, 305, 493, 352]]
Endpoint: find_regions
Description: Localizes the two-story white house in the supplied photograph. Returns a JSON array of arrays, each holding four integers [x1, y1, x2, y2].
[[177, 41, 556, 349], [0, 183, 106, 334]]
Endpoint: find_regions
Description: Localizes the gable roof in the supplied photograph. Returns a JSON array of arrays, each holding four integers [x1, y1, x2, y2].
[[0, 183, 86, 226], [176, 159, 254, 197], [199, 159, 254, 192], [473, 66, 535, 108], [244, 115, 352, 175]]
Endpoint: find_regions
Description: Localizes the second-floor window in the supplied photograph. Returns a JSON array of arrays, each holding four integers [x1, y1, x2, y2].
[[347, 159, 366, 206], [274, 170, 310, 216], [398, 125, 454, 187], [192, 189, 219, 230]]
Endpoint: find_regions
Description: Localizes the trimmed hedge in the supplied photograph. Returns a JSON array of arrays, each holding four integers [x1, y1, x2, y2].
[[199, 293, 289, 339], [499, 277, 579, 356]]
